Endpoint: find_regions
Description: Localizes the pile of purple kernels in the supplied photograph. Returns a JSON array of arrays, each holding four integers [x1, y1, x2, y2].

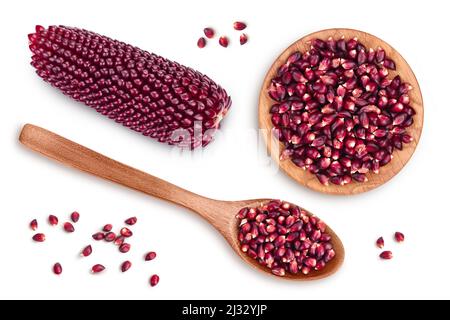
[[237, 200, 335, 277], [268, 36, 415, 186]]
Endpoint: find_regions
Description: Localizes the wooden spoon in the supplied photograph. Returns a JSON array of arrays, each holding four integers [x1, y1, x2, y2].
[[259, 28, 424, 195], [19, 124, 344, 280]]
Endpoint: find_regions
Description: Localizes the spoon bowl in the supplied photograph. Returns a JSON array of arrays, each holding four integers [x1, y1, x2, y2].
[[19, 124, 344, 280], [222, 199, 345, 281]]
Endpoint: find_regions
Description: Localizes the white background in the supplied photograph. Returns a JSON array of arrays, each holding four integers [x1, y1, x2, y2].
[[0, 0, 449, 300]]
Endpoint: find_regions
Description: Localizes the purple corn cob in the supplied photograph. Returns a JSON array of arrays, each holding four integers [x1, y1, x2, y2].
[[28, 25, 231, 148]]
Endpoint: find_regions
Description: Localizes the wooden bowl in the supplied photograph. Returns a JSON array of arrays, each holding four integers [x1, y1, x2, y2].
[[258, 28, 424, 195]]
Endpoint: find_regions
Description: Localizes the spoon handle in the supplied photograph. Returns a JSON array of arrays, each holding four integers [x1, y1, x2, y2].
[[19, 124, 218, 217]]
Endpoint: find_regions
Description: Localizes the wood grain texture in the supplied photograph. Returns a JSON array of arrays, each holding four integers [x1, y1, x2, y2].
[[19, 124, 344, 280], [259, 28, 424, 195]]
